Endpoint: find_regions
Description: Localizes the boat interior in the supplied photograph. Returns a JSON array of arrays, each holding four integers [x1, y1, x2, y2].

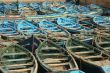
[[67, 39, 110, 67], [37, 40, 78, 72], [0, 45, 35, 73]]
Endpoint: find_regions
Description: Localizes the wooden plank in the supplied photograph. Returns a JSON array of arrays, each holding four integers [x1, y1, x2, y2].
[[67, 46, 84, 49], [3, 62, 33, 67], [48, 62, 69, 66], [43, 57, 68, 63], [1, 58, 31, 62], [3, 52, 27, 56], [104, 47, 110, 50], [9, 68, 32, 72], [99, 42, 110, 45], [42, 53, 64, 56], [41, 47, 59, 50], [84, 55, 102, 59], [75, 51, 94, 54]]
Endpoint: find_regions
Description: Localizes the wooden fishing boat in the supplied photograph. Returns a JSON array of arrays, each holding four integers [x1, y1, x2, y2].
[[57, 17, 93, 34], [29, 2, 41, 12], [66, 38, 110, 73], [5, 2, 20, 15], [78, 17, 96, 29], [0, 37, 18, 46], [0, 20, 25, 40], [57, 17, 81, 33], [19, 7, 37, 16], [77, 4, 103, 17], [17, 20, 44, 35], [93, 16, 110, 29], [40, 2, 66, 14], [39, 19, 70, 39], [35, 39, 85, 73], [71, 32, 93, 45], [0, 44, 38, 73], [0, 3, 5, 16], [0, 20, 19, 38], [18, 35, 41, 53], [95, 36, 110, 54]]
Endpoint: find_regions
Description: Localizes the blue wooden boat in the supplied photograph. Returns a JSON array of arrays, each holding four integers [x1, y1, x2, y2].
[[39, 19, 69, 37], [7, 3, 18, 11], [66, 38, 110, 73], [35, 39, 85, 73], [4, 2, 20, 15], [29, 2, 41, 11], [49, 2, 66, 13], [3, 20, 16, 30], [18, 2, 28, 8], [77, 5, 90, 14], [88, 4, 103, 15], [39, 19, 70, 47], [57, 17, 92, 33], [57, 17, 80, 32], [65, 6, 79, 14], [93, 16, 110, 28], [79, 17, 96, 29], [41, 2, 66, 14], [0, 20, 18, 36], [17, 20, 43, 35], [79, 4, 103, 17], [0, 3, 5, 16], [0, 27, 16, 35]]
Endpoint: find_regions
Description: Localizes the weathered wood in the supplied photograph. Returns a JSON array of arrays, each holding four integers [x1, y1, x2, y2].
[[43, 57, 68, 63], [0, 44, 38, 73], [9, 68, 32, 72], [2, 62, 33, 67], [75, 51, 94, 55], [36, 40, 79, 72], [84, 55, 102, 59], [41, 47, 59, 50], [3, 52, 27, 56], [2, 58, 31, 62], [67, 46, 84, 49], [42, 53, 65, 56], [104, 47, 110, 50], [48, 62, 69, 66], [99, 41, 110, 45]]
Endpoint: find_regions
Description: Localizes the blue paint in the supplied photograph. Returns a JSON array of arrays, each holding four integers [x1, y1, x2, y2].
[[93, 16, 110, 27], [102, 66, 110, 73], [39, 20, 61, 32], [77, 6, 90, 14], [3, 20, 16, 30], [30, 2, 41, 11], [50, 7, 65, 13], [57, 17, 81, 30], [0, 21, 17, 35], [0, 3, 5, 14], [19, 3, 28, 8], [70, 70, 85, 73], [17, 20, 41, 35]]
